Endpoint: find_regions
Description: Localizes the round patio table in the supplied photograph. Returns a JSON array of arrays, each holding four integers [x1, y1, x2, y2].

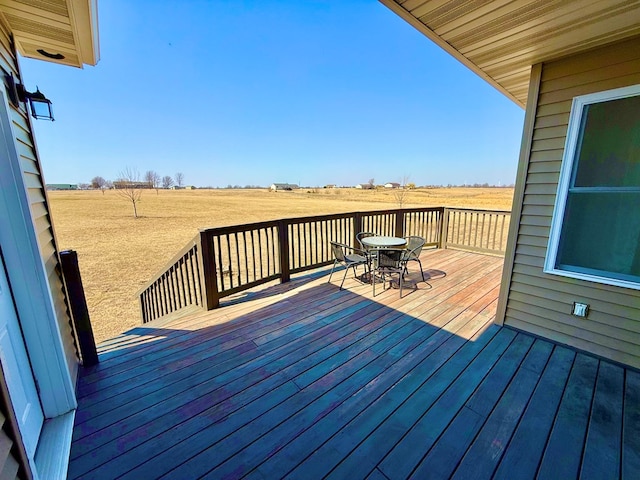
[[360, 236, 407, 249]]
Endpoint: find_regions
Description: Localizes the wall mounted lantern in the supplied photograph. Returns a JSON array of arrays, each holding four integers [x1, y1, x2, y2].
[[4, 73, 54, 121]]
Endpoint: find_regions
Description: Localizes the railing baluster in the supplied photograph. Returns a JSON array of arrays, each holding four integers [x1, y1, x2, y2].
[[156, 280, 163, 318], [175, 263, 182, 309], [171, 267, 179, 311], [301, 223, 306, 268], [143, 291, 149, 323], [272, 225, 278, 275], [169, 267, 177, 311], [242, 231, 249, 284], [248, 230, 255, 283], [161, 274, 169, 316], [180, 260, 187, 308], [265, 227, 271, 276], [165, 270, 173, 313], [257, 228, 263, 280], [194, 246, 202, 306], [185, 252, 193, 305], [175, 266, 183, 309]]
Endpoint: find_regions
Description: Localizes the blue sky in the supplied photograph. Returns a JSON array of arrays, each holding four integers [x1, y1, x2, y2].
[[22, 0, 525, 188]]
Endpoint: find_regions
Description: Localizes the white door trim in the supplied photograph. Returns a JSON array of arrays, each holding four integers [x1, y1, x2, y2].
[[0, 88, 76, 431]]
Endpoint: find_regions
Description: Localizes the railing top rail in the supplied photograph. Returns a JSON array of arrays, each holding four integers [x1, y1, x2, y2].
[[444, 207, 511, 214], [199, 219, 281, 235], [198, 207, 445, 234], [395, 206, 445, 214], [137, 234, 199, 295]]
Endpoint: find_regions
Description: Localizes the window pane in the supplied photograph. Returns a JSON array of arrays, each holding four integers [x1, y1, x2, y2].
[[556, 192, 640, 281], [574, 95, 640, 187]]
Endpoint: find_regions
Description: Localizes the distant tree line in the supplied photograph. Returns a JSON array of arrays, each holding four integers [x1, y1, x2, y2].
[[90, 169, 186, 218], [90, 170, 186, 194]]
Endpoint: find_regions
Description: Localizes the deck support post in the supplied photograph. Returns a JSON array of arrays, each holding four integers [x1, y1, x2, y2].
[[59, 250, 98, 366], [394, 209, 404, 238], [199, 231, 220, 309], [353, 212, 363, 248], [278, 220, 290, 283], [439, 208, 450, 249]]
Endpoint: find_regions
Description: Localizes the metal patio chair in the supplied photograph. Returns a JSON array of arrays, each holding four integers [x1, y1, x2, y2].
[[356, 231, 376, 252], [403, 235, 426, 282], [328, 241, 368, 289], [372, 248, 408, 298], [356, 231, 377, 282]]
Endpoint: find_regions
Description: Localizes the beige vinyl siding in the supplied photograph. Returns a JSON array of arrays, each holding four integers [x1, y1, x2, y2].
[[0, 23, 78, 379], [503, 36, 640, 369], [0, 20, 27, 480]]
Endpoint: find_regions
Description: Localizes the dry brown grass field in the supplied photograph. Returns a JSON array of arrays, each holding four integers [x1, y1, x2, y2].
[[48, 187, 513, 343]]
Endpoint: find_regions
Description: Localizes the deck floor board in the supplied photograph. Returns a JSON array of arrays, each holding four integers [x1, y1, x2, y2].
[[68, 250, 639, 480]]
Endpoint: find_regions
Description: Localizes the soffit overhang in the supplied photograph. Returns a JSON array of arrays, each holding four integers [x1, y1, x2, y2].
[[0, 0, 99, 68], [380, 0, 640, 108]]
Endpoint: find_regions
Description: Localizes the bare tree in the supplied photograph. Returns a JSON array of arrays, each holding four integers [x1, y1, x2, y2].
[[393, 175, 410, 209], [175, 172, 184, 187], [145, 170, 161, 194], [162, 175, 174, 189], [368, 178, 375, 189], [91, 176, 108, 194], [115, 167, 143, 218]]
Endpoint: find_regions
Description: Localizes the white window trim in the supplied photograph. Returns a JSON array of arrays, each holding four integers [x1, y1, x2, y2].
[[544, 83, 640, 290]]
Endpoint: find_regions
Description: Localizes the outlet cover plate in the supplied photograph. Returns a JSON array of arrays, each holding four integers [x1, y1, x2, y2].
[[572, 302, 589, 317]]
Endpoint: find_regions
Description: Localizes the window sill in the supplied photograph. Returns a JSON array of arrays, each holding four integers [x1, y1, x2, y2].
[[543, 267, 640, 291]]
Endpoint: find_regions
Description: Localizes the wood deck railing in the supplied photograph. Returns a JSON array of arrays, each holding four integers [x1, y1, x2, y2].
[[139, 207, 509, 323]]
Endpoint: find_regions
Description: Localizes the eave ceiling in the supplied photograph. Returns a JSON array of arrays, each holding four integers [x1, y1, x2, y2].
[[0, 0, 98, 68], [381, 0, 640, 107]]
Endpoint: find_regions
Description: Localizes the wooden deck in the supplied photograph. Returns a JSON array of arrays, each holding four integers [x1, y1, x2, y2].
[[69, 249, 640, 479]]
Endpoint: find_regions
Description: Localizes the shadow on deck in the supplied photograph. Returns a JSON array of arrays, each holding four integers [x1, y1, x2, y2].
[[68, 249, 640, 479]]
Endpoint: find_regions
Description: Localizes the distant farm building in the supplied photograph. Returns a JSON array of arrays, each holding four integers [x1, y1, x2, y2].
[[385, 182, 401, 189], [355, 183, 374, 189], [270, 183, 299, 191], [113, 181, 152, 189], [46, 183, 77, 191]]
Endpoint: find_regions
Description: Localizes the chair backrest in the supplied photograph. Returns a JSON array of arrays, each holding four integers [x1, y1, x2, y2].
[[375, 248, 404, 269], [356, 232, 376, 251], [330, 241, 347, 262], [404, 236, 426, 259]]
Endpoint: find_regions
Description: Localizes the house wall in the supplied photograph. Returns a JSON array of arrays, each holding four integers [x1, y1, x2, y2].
[[0, 22, 78, 377], [502, 36, 640, 368]]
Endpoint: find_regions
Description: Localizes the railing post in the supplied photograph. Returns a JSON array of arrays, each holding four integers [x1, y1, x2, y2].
[[198, 230, 220, 309], [439, 208, 449, 249], [59, 250, 98, 367], [353, 212, 363, 248], [395, 209, 404, 238], [278, 220, 291, 283]]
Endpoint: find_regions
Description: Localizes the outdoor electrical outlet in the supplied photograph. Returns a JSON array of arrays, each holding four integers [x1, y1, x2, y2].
[[572, 302, 589, 318]]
